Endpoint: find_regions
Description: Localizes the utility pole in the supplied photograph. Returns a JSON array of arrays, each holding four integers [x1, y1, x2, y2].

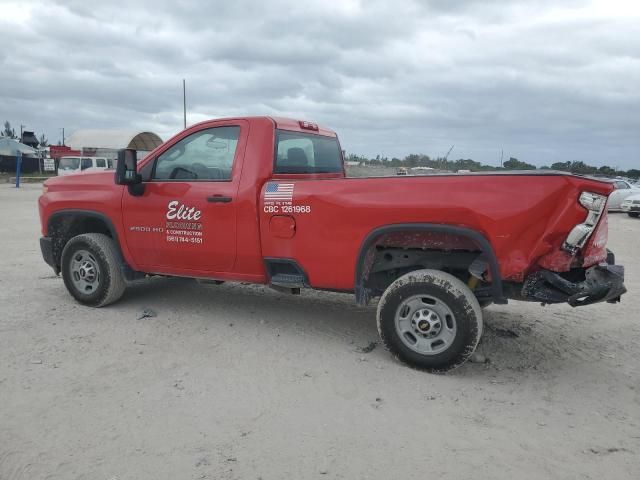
[[500, 149, 504, 168], [60, 128, 65, 145], [20, 124, 25, 142], [183, 79, 187, 130]]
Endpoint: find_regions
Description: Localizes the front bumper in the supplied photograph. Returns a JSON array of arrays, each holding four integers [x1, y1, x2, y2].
[[621, 202, 640, 212], [521, 254, 626, 307]]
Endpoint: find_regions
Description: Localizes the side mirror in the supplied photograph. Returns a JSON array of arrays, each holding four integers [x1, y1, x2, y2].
[[115, 149, 141, 185]]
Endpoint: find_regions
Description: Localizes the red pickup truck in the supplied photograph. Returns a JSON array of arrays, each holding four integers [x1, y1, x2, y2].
[[38, 116, 626, 372]]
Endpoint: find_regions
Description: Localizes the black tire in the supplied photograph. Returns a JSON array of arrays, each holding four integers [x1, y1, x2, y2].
[[628, 212, 639, 218], [61, 233, 126, 307], [376, 269, 483, 372]]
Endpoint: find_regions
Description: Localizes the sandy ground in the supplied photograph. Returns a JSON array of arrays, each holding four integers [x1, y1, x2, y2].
[[1, 183, 639, 480]]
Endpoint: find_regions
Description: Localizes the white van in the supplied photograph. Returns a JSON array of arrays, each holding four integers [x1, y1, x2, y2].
[[57, 156, 114, 176]]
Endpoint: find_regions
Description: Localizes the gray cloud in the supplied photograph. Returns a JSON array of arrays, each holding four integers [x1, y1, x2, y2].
[[1, 0, 638, 168]]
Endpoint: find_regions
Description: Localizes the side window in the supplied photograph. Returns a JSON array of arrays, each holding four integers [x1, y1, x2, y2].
[[96, 159, 106, 168], [615, 181, 629, 189], [153, 126, 240, 181], [107, 159, 114, 169], [81, 158, 93, 170]]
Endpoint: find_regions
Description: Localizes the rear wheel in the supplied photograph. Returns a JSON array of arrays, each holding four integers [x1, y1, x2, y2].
[[628, 212, 639, 218], [61, 233, 126, 307], [376, 269, 483, 372]]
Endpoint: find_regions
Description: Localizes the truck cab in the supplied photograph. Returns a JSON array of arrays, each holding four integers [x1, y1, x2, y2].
[[117, 117, 343, 276]]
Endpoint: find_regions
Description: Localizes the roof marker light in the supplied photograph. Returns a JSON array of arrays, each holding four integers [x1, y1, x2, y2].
[[299, 121, 319, 131]]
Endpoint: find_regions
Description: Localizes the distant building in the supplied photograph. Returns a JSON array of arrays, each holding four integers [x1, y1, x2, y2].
[[21, 131, 39, 148], [0, 138, 40, 173], [66, 130, 163, 159], [49, 145, 81, 159]]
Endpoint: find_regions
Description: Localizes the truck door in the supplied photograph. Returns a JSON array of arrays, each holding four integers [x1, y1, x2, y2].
[[121, 121, 248, 273]]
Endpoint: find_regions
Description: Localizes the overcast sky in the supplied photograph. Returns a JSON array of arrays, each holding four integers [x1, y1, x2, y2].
[[1, 0, 638, 168]]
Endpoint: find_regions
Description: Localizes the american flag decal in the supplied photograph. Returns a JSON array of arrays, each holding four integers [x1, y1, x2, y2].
[[265, 182, 294, 201]]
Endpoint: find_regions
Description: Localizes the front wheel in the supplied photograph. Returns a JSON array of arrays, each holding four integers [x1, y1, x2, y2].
[[628, 212, 639, 218], [61, 233, 126, 307], [376, 269, 483, 372]]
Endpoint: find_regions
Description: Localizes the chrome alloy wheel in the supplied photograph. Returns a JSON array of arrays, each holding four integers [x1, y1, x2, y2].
[[69, 249, 101, 294], [394, 294, 457, 355]]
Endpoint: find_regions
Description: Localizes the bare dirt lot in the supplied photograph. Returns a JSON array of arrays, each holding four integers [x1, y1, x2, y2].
[[1, 183, 639, 480]]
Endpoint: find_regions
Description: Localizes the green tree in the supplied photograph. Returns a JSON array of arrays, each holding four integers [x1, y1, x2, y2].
[[567, 161, 597, 174], [597, 165, 616, 176], [38, 134, 49, 147], [503, 157, 536, 170], [347, 150, 638, 178], [550, 161, 571, 171], [453, 158, 485, 171]]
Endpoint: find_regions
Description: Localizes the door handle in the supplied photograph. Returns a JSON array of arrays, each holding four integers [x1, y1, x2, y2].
[[207, 195, 232, 203]]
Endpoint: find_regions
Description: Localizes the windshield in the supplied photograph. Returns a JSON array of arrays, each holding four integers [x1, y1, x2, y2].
[[59, 157, 80, 170], [274, 130, 342, 174]]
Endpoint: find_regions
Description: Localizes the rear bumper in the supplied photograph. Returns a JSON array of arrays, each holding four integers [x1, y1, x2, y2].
[[40, 236, 59, 274], [520, 252, 626, 307], [621, 203, 640, 212]]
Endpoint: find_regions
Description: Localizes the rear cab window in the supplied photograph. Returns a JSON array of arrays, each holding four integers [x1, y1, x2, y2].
[[274, 130, 343, 174]]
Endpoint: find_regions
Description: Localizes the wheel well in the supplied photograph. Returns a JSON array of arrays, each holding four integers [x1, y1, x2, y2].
[[354, 224, 505, 305], [47, 212, 116, 272]]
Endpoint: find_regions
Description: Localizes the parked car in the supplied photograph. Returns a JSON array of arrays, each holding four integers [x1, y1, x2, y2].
[[606, 179, 640, 211], [38, 116, 626, 372], [58, 156, 114, 176], [620, 193, 640, 217]]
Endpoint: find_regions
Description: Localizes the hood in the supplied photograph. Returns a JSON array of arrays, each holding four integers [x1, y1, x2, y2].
[[45, 170, 115, 189]]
